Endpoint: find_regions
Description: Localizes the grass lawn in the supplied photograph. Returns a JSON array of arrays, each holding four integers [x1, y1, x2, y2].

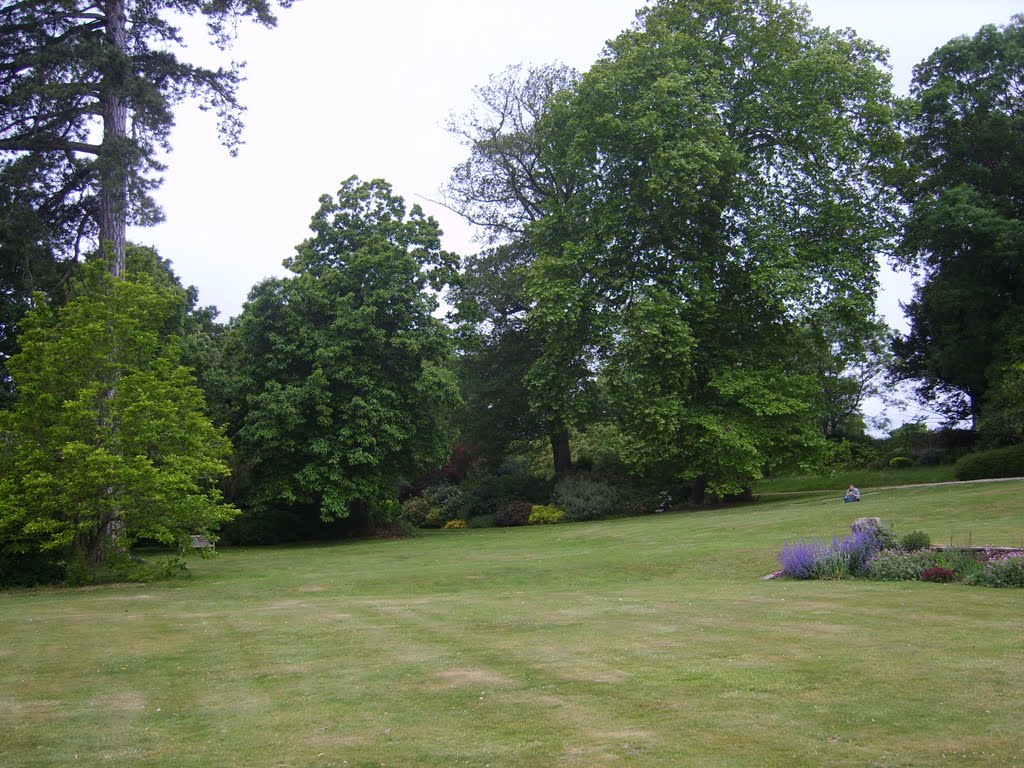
[[2, 481, 1022, 767]]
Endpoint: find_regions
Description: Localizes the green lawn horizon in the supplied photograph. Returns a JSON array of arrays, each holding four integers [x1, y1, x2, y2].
[[3, 480, 1022, 767]]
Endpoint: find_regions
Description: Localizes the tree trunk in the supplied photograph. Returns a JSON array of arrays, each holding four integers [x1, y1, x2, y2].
[[99, 0, 128, 276], [690, 475, 709, 506], [550, 427, 572, 477]]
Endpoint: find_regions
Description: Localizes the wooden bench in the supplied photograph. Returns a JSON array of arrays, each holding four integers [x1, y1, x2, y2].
[[189, 534, 215, 553]]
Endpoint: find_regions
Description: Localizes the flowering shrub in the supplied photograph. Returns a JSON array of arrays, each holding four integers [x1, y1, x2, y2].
[[966, 554, 1024, 588], [920, 566, 957, 583], [780, 525, 887, 580], [839, 528, 886, 576], [779, 539, 827, 579], [866, 550, 933, 581], [443, 519, 467, 529]]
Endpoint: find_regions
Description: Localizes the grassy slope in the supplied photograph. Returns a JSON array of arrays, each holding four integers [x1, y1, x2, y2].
[[2, 481, 1022, 768]]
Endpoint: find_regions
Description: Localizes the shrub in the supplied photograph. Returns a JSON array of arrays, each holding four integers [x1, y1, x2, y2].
[[424, 484, 465, 523], [851, 517, 897, 550], [399, 495, 436, 528], [866, 550, 930, 581], [443, 519, 467, 529], [839, 528, 886, 576], [467, 515, 494, 529], [552, 474, 621, 521], [528, 505, 566, 525], [779, 539, 826, 579], [889, 456, 913, 469], [933, 547, 983, 579], [812, 547, 853, 580], [0, 550, 67, 588], [900, 530, 931, 551], [921, 566, 957, 583], [456, 462, 552, 519], [966, 555, 1024, 588], [493, 500, 533, 527], [619, 486, 662, 517], [954, 443, 1024, 481]]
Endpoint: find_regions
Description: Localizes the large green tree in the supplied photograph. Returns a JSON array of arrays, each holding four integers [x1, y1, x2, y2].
[[226, 178, 460, 531], [527, 0, 902, 498], [892, 15, 1024, 430], [0, 254, 235, 573], [0, 0, 293, 275]]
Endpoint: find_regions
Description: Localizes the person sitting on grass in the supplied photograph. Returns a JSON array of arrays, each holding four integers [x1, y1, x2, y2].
[[844, 484, 861, 503]]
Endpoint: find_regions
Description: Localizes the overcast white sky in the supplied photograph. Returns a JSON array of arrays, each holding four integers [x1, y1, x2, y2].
[[130, 0, 1020, 343]]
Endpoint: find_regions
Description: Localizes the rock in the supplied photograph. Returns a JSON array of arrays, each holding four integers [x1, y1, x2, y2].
[[851, 517, 882, 534]]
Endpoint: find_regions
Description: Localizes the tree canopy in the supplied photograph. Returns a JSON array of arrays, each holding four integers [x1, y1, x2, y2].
[[516, 0, 902, 494], [0, 252, 235, 573], [893, 14, 1024, 431], [225, 178, 460, 532]]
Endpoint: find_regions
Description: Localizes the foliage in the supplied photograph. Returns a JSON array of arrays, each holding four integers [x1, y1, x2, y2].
[[493, 501, 534, 528], [0, 259, 235, 572], [528, 505, 566, 525], [445, 65, 581, 475], [0, 549, 67, 589], [920, 566, 957, 583], [754, 465, 956, 493], [966, 555, 1024, 588], [866, 550, 932, 581], [811, 547, 853, 581], [551, 474, 622, 522], [889, 456, 913, 469], [442, 519, 467, 530], [900, 531, 932, 551], [448, 243, 549, 469], [892, 15, 1024, 428], [399, 496, 437, 529], [979, 361, 1024, 447], [932, 547, 984, 579], [444, 63, 580, 240], [954, 444, 1024, 481], [226, 178, 459, 530], [455, 461, 552, 520], [525, 0, 901, 497]]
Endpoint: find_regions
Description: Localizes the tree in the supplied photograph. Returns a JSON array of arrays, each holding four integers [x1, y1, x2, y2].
[[447, 242, 545, 467], [226, 178, 460, 531], [526, 0, 902, 498], [444, 63, 580, 241], [892, 15, 1024, 429], [0, 0, 293, 275], [800, 310, 893, 440], [0, 255, 235, 574], [445, 63, 581, 474]]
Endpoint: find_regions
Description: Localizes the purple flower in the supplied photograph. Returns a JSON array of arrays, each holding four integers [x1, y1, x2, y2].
[[780, 539, 827, 579], [838, 527, 884, 576]]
